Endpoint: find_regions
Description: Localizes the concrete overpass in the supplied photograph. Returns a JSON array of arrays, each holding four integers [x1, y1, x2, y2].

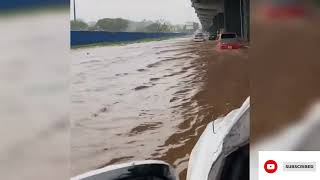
[[191, 0, 249, 41]]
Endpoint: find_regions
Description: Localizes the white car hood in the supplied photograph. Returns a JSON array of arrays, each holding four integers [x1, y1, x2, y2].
[[187, 97, 250, 180]]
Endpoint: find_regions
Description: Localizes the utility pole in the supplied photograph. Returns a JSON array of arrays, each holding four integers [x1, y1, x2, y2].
[[73, 0, 77, 21]]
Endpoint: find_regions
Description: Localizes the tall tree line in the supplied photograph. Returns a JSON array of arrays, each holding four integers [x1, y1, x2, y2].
[[71, 18, 199, 33]]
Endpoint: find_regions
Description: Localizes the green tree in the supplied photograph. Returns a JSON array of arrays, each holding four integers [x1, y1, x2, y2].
[[70, 20, 88, 30], [95, 18, 129, 32], [145, 20, 173, 33], [145, 23, 161, 32]]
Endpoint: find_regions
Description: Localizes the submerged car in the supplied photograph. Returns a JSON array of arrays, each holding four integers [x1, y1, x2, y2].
[[218, 32, 241, 49], [71, 98, 250, 180], [208, 34, 217, 40], [193, 33, 205, 42]]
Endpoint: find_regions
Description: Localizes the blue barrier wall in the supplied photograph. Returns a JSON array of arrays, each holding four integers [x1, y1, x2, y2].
[[71, 31, 187, 46], [0, 0, 67, 10]]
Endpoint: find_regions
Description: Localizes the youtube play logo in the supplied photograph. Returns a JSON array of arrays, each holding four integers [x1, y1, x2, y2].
[[264, 160, 278, 173]]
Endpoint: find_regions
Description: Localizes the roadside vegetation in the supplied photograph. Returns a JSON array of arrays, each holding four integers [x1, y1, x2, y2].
[[71, 18, 199, 33]]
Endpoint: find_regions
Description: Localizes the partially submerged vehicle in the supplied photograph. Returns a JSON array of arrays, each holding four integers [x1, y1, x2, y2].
[[71, 98, 249, 180], [193, 33, 206, 42], [208, 34, 217, 40], [218, 32, 241, 49]]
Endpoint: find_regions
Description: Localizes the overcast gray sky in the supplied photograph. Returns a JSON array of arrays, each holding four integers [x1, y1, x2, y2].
[[70, 0, 199, 24]]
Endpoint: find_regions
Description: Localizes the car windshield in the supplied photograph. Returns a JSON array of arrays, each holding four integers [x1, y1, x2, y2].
[[195, 34, 203, 37], [221, 34, 236, 39]]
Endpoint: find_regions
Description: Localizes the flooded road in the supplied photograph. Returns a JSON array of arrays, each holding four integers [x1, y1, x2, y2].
[[71, 37, 249, 179]]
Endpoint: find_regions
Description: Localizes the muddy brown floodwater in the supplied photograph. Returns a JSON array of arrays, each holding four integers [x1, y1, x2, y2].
[[251, 6, 320, 143], [71, 37, 249, 179]]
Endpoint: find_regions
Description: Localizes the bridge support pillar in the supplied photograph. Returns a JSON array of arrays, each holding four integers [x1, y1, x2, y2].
[[209, 13, 224, 35], [216, 13, 224, 33], [224, 0, 241, 35], [241, 0, 250, 41], [224, 0, 250, 41]]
